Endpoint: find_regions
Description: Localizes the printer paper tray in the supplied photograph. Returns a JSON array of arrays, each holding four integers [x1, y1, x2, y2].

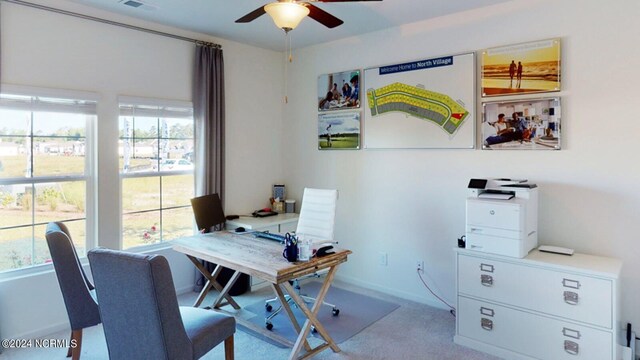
[[467, 226, 521, 239], [466, 233, 528, 258], [478, 193, 515, 200]]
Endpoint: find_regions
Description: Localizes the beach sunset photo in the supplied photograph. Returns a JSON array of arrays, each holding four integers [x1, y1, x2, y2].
[[481, 38, 561, 97]]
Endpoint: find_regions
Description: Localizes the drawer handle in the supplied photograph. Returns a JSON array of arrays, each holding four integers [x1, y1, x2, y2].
[[562, 327, 581, 339], [562, 278, 581, 289], [481, 318, 493, 331], [480, 263, 494, 273], [480, 307, 494, 317], [564, 340, 579, 355], [481, 274, 493, 287], [563, 291, 579, 305]]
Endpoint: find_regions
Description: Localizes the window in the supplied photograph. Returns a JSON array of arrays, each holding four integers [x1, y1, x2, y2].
[[0, 88, 96, 272], [119, 98, 195, 249]]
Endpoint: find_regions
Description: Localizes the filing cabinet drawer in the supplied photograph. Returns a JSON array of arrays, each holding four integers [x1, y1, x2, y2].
[[466, 198, 523, 231], [458, 254, 612, 328], [458, 296, 613, 360]]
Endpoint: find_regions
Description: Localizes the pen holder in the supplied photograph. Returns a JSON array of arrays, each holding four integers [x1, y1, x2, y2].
[[283, 236, 298, 262]]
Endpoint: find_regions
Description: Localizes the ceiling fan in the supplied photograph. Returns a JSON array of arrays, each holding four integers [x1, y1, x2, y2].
[[236, 0, 382, 32]]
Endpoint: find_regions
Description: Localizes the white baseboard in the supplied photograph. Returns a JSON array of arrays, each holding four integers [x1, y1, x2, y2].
[[10, 321, 70, 341], [334, 274, 451, 311], [454, 335, 536, 360], [176, 284, 195, 295]]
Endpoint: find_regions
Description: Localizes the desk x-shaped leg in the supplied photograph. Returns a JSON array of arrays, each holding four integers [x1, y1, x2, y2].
[[277, 264, 341, 360], [187, 255, 241, 310]]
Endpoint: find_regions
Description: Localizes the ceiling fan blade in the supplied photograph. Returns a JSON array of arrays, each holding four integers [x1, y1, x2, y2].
[[235, 5, 267, 23], [305, 3, 344, 28], [313, 0, 383, 2]]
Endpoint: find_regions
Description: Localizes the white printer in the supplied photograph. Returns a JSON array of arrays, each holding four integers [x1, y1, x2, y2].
[[465, 178, 538, 258]]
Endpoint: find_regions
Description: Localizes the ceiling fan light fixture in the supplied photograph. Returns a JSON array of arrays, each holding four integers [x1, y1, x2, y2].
[[264, 2, 310, 31]]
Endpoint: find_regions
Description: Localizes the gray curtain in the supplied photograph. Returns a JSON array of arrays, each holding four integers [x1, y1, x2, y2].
[[1, 2, 3, 94], [193, 44, 225, 200], [193, 44, 225, 292]]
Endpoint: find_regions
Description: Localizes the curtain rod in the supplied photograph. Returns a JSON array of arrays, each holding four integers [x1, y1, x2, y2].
[[2, 0, 221, 48]]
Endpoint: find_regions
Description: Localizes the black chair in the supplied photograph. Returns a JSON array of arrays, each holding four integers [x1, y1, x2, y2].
[[190, 193, 226, 233], [88, 248, 236, 360], [190, 193, 249, 296], [45, 222, 101, 360]]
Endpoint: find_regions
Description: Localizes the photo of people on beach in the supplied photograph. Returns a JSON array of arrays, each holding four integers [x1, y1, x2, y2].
[[481, 38, 560, 97], [318, 70, 360, 111], [482, 97, 560, 150]]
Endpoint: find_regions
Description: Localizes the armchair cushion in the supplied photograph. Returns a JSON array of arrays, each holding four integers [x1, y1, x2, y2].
[[180, 307, 235, 359]]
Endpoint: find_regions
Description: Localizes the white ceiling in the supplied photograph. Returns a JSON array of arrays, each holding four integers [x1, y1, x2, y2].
[[68, 0, 513, 51]]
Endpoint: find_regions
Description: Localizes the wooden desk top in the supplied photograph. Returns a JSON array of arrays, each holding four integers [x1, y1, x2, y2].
[[172, 232, 351, 284]]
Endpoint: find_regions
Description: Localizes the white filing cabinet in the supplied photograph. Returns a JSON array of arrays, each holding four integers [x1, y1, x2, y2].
[[225, 213, 299, 289], [455, 248, 622, 360]]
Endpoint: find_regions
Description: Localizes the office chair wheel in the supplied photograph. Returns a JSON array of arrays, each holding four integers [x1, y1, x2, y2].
[[265, 303, 273, 312], [266, 322, 273, 331], [311, 326, 317, 333], [332, 308, 340, 316]]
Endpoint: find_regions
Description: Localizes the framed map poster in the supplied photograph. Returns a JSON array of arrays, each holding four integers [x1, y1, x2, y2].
[[363, 53, 475, 149]]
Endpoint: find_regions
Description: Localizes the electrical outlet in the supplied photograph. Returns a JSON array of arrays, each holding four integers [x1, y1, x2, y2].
[[416, 260, 424, 273], [378, 252, 387, 266]]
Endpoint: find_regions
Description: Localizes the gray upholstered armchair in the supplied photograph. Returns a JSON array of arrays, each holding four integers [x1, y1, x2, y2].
[[45, 222, 101, 360], [88, 248, 236, 360]]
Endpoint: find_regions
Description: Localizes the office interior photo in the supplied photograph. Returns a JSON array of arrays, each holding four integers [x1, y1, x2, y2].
[[0, 0, 639, 359]]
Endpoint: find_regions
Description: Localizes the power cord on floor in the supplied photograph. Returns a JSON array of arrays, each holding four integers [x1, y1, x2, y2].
[[417, 268, 456, 317]]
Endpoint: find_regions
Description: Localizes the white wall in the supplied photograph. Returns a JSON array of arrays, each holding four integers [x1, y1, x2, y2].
[[3, 0, 640, 342], [283, 0, 640, 327], [0, 0, 284, 339]]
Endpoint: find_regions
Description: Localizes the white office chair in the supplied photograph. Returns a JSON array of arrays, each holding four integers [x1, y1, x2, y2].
[[264, 188, 339, 330]]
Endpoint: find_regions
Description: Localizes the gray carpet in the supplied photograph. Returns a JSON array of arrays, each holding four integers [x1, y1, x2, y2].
[[241, 282, 400, 346], [0, 280, 500, 360]]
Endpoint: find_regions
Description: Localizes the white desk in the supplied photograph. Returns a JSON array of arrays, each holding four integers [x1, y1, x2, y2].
[[226, 213, 299, 234], [226, 213, 299, 289]]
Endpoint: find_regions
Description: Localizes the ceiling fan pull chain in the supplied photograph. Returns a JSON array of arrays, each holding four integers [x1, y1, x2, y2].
[[284, 31, 289, 103], [288, 31, 293, 63]]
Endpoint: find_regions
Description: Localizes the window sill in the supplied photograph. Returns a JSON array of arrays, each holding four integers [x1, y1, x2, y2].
[[0, 242, 182, 282], [0, 262, 57, 282], [125, 241, 176, 254]]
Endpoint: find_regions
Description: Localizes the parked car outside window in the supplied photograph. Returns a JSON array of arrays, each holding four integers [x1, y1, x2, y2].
[[159, 159, 193, 171]]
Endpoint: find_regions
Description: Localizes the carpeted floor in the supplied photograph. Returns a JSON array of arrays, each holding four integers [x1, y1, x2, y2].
[[0, 280, 500, 360]]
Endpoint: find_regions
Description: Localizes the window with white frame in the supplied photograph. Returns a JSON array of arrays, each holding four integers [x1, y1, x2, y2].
[[119, 98, 195, 249], [0, 89, 96, 272]]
